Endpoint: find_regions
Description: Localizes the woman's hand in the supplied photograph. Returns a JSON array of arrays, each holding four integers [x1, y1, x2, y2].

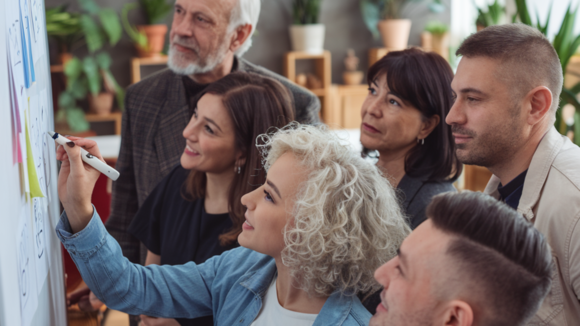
[[139, 316, 181, 326], [67, 282, 104, 312], [56, 136, 104, 233]]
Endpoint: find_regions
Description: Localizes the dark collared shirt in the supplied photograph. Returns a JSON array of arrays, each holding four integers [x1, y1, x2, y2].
[[497, 170, 528, 210]]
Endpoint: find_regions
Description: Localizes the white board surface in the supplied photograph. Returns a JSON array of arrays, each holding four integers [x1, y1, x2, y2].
[[0, 0, 67, 325]]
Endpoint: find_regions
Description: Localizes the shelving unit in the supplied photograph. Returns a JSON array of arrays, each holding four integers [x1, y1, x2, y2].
[[131, 55, 168, 84], [283, 51, 332, 123], [328, 84, 368, 129], [368, 48, 390, 67], [85, 111, 123, 135]]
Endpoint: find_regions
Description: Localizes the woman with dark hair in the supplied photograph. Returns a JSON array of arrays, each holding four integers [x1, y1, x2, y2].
[[360, 48, 462, 230], [126, 72, 295, 326]]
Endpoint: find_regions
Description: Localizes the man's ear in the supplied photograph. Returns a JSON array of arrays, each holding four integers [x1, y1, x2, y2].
[[441, 300, 474, 326], [418, 114, 440, 140], [526, 86, 553, 126], [229, 24, 252, 53]]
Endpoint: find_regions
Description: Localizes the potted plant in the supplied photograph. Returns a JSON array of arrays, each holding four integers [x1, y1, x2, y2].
[[475, 0, 504, 32], [424, 21, 449, 60], [45, 5, 82, 65], [360, 0, 445, 50], [123, 0, 172, 58], [57, 0, 125, 132], [289, 0, 325, 54], [514, 0, 580, 145]]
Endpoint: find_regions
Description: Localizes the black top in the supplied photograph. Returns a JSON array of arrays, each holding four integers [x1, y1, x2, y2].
[[128, 165, 238, 326], [360, 173, 456, 315], [397, 174, 457, 229], [497, 170, 528, 210]]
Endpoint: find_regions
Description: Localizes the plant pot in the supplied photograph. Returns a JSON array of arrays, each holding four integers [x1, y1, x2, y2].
[[343, 71, 364, 85], [476, 25, 485, 32], [289, 24, 325, 54], [136, 24, 168, 58], [421, 32, 433, 52], [88, 92, 114, 116], [377, 19, 412, 50], [432, 32, 450, 61], [60, 53, 73, 66]]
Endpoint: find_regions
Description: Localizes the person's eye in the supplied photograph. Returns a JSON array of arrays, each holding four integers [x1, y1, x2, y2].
[[467, 97, 479, 102], [196, 15, 208, 23], [395, 265, 404, 276], [264, 190, 274, 203], [175, 7, 182, 14], [204, 125, 214, 134], [389, 98, 400, 106], [368, 87, 377, 95]]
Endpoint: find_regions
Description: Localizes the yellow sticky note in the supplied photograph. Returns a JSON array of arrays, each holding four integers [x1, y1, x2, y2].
[[25, 112, 44, 198]]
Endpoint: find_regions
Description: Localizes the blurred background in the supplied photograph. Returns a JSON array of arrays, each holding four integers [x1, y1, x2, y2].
[[49, 1, 579, 325]]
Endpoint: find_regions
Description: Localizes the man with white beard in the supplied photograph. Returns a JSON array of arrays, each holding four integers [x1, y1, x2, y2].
[[97, 0, 320, 324]]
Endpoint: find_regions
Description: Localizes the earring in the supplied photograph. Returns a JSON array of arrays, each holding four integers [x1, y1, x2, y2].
[[417, 138, 424, 145], [237, 166, 241, 174]]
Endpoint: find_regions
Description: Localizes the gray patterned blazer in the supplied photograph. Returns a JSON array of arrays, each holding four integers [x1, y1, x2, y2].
[[105, 58, 321, 264]]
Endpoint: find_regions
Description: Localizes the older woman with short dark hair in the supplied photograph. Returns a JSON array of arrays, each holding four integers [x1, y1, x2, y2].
[[360, 48, 462, 230]]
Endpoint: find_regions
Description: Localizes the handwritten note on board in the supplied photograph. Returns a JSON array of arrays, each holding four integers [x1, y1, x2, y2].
[[17, 207, 39, 326], [32, 197, 49, 292]]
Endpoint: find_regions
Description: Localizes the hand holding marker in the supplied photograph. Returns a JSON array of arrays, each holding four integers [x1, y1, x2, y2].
[[48, 132, 120, 181]]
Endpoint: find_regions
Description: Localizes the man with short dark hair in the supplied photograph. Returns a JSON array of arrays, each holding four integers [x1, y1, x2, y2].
[[370, 191, 552, 326], [447, 23, 580, 324]]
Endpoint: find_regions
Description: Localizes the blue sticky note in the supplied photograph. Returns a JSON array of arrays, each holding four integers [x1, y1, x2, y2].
[[19, 4, 31, 88]]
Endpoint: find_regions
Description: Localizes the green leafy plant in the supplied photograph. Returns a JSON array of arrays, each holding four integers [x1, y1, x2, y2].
[[45, 5, 83, 53], [424, 20, 448, 35], [292, 0, 323, 25], [475, 0, 504, 28], [140, 0, 173, 25], [515, 1, 580, 145], [360, 0, 445, 39], [122, 3, 148, 49], [57, 0, 125, 132]]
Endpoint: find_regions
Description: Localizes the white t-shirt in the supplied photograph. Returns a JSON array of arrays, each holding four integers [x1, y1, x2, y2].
[[250, 277, 318, 326]]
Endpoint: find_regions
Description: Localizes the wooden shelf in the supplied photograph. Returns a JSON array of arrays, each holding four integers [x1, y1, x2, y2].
[[50, 65, 64, 73], [85, 112, 123, 135], [131, 55, 168, 84], [283, 51, 332, 124]]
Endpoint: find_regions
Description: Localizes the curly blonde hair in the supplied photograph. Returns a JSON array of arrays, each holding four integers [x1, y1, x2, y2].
[[257, 123, 411, 297]]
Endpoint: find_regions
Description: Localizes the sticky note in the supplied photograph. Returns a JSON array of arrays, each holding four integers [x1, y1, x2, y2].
[[25, 112, 43, 198]]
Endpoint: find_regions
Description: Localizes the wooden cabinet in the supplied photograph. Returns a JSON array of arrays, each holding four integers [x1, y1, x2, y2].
[[327, 85, 367, 129], [131, 56, 168, 84], [283, 51, 332, 123]]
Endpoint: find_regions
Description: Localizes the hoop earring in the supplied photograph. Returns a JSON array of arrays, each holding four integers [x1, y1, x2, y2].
[[417, 138, 424, 145], [237, 166, 241, 174]]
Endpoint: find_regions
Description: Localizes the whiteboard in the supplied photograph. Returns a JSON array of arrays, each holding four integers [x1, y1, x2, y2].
[[0, 0, 67, 325]]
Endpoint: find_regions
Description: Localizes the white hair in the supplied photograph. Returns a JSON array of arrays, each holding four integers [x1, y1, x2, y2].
[[257, 123, 411, 297], [228, 0, 261, 56]]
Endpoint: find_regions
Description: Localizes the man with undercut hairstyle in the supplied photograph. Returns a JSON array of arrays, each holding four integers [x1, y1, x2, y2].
[[370, 191, 552, 326], [447, 23, 580, 324]]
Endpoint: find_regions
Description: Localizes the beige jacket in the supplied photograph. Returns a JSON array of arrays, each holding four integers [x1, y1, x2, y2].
[[484, 127, 580, 325]]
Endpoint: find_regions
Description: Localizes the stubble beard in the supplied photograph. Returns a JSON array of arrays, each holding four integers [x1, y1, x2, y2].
[[167, 35, 230, 76], [454, 107, 524, 168]]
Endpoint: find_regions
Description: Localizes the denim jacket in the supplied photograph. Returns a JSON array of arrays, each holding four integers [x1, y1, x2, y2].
[[56, 209, 371, 326]]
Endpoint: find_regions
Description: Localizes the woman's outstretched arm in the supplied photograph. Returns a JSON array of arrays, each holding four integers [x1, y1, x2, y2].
[[56, 209, 217, 318]]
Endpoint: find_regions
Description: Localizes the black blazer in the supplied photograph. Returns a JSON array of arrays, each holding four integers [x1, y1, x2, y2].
[[397, 174, 457, 229]]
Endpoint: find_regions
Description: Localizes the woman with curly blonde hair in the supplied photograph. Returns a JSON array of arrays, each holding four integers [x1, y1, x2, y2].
[[55, 124, 410, 326]]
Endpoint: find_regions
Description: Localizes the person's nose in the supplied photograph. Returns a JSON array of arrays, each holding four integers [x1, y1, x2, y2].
[[446, 99, 466, 126], [241, 186, 260, 211], [365, 97, 383, 119], [171, 14, 194, 38], [182, 119, 199, 142], [374, 257, 395, 289]]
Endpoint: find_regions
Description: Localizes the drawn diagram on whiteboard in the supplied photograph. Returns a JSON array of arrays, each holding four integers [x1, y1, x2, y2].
[[32, 199, 45, 259], [18, 222, 30, 305]]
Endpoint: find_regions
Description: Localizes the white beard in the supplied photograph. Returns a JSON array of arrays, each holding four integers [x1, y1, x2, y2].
[[167, 40, 230, 76]]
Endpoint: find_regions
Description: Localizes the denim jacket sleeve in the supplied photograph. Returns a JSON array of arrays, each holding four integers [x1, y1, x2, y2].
[[56, 208, 221, 319]]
